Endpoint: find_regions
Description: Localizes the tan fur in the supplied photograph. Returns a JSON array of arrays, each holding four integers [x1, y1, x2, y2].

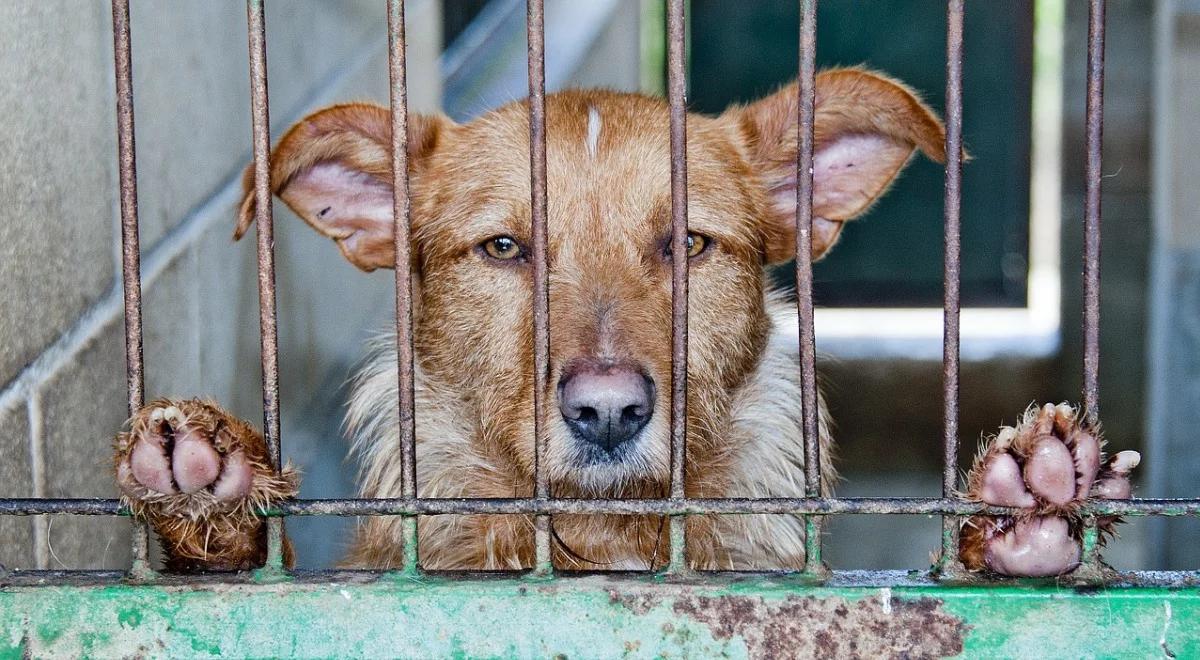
[[120, 69, 947, 572], [342, 295, 834, 570]]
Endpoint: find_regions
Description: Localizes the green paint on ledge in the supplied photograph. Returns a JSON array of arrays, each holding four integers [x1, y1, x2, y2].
[[1, 573, 1197, 658]]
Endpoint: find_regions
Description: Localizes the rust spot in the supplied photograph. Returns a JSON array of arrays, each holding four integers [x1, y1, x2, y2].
[[672, 594, 965, 659], [608, 590, 661, 615]]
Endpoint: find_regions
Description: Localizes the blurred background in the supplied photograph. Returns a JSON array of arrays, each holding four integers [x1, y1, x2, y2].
[[0, 0, 1196, 571]]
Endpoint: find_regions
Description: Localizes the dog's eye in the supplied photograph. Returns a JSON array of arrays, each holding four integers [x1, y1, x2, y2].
[[665, 232, 711, 260], [481, 236, 524, 261]]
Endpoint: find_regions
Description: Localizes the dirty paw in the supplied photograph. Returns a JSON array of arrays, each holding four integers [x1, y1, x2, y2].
[[114, 398, 297, 569], [959, 403, 1139, 577]]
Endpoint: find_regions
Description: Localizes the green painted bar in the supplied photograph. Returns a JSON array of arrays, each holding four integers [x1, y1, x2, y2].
[[2, 573, 1197, 658]]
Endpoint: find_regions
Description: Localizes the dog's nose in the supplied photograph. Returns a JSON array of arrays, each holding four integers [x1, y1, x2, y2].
[[558, 362, 655, 452]]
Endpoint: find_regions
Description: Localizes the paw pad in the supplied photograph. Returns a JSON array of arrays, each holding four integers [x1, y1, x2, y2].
[[114, 398, 297, 520], [113, 398, 299, 570], [959, 403, 1139, 577]]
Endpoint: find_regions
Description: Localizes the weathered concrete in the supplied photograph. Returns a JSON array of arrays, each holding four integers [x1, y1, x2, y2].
[[39, 319, 129, 569], [1, 574, 1196, 658], [0, 403, 33, 571], [0, 2, 118, 385]]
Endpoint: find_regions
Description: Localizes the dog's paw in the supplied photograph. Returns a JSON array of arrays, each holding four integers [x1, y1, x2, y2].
[[114, 398, 297, 570], [958, 403, 1139, 577]]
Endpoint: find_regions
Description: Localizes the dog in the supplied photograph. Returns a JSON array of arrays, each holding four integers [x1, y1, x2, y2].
[[113, 68, 1139, 576]]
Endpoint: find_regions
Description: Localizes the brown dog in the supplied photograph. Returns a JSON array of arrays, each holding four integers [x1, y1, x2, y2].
[[114, 69, 1138, 575]]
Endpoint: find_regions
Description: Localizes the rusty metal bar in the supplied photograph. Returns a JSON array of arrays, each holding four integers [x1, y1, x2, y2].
[[1082, 0, 1105, 419], [1076, 0, 1107, 577], [526, 0, 552, 575], [795, 0, 824, 578], [5, 497, 1200, 518], [110, 0, 152, 577], [666, 0, 689, 574], [111, 0, 143, 418], [272, 497, 1200, 518], [246, 0, 285, 570], [387, 0, 418, 574], [938, 0, 966, 578]]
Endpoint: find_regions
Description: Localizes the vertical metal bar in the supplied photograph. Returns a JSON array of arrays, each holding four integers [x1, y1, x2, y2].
[[1077, 0, 1107, 577], [387, 0, 419, 575], [795, 0, 824, 578], [938, 0, 966, 578], [246, 0, 285, 571], [666, 0, 689, 575], [527, 0, 552, 576], [1082, 0, 1105, 420], [111, 0, 152, 579]]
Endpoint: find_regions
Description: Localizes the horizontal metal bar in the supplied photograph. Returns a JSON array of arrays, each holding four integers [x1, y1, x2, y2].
[[3, 498, 1199, 517]]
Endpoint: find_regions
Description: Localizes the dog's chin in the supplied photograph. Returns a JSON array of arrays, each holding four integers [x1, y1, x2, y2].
[[549, 434, 669, 497]]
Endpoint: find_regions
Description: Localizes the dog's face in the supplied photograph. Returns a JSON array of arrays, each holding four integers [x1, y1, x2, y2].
[[236, 70, 945, 497]]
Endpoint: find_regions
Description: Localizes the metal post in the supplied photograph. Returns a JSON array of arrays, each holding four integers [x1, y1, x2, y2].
[[527, 0, 553, 577], [387, 0, 419, 575], [1076, 0, 1107, 578], [111, 0, 152, 580], [937, 0, 967, 579], [246, 0, 285, 572], [795, 0, 825, 579], [666, 0, 690, 575]]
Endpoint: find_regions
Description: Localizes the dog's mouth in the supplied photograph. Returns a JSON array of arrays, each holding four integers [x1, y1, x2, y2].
[[568, 429, 645, 467], [548, 418, 670, 496]]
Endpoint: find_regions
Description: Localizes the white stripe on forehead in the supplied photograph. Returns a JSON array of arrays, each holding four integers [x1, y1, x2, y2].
[[585, 105, 601, 158]]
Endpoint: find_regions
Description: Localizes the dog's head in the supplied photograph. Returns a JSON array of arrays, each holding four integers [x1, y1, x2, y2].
[[236, 69, 945, 497]]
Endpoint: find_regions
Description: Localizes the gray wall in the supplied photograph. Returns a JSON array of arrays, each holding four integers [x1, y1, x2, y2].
[[1146, 1, 1200, 570], [0, 0, 443, 570]]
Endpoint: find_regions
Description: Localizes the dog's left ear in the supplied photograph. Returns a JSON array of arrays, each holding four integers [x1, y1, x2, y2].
[[727, 68, 948, 263]]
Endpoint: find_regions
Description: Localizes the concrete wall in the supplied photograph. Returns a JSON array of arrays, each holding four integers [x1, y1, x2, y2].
[[1146, 0, 1200, 570], [0, 0, 647, 572], [0, 0, 443, 570]]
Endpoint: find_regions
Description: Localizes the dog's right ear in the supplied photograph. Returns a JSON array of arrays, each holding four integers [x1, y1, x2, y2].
[[234, 103, 453, 272]]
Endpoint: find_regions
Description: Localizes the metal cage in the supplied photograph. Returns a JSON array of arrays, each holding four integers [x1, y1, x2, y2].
[[1, 1, 1199, 656]]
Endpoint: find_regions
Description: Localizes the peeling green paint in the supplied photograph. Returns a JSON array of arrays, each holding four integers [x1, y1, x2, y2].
[[1, 573, 1197, 658]]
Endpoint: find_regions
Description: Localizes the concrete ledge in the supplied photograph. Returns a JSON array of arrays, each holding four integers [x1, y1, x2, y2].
[[1, 572, 1197, 657]]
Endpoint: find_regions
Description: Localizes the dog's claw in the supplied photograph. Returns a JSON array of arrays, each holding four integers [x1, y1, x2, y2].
[[163, 405, 185, 425], [1109, 450, 1140, 473], [959, 403, 1138, 577]]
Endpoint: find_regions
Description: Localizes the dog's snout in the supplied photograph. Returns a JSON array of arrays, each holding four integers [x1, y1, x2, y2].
[[558, 362, 655, 452]]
